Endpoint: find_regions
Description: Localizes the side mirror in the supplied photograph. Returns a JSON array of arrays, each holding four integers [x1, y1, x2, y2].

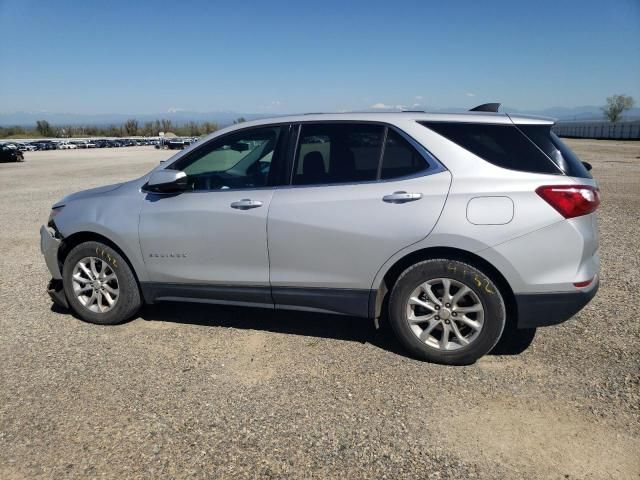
[[144, 169, 189, 193], [582, 161, 592, 171]]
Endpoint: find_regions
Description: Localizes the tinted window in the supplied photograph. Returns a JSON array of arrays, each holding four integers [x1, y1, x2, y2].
[[380, 129, 428, 179], [420, 122, 561, 174], [172, 127, 280, 190], [293, 123, 384, 185], [518, 125, 591, 178]]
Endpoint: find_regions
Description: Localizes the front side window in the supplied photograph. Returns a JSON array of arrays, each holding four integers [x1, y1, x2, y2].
[[293, 124, 384, 185], [171, 127, 281, 190]]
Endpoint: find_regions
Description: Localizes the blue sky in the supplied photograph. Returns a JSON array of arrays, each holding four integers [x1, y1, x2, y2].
[[1, 0, 638, 114]]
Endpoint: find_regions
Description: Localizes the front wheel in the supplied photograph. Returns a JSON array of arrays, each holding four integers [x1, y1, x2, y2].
[[62, 241, 141, 325], [388, 259, 506, 365]]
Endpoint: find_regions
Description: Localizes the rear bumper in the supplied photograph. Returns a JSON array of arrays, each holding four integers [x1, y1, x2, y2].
[[515, 278, 599, 329]]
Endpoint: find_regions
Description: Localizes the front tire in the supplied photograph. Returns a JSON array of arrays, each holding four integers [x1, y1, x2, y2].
[[388, 259, 506, 365], [62, 241, 141, 325]]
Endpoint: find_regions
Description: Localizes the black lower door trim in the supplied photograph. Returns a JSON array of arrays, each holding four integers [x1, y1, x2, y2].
[[141, 283, 274, 309], [272, 286, 370, 317], [140, 282, 372, 318]]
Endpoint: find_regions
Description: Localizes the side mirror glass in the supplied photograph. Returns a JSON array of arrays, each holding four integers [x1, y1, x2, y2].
[[144, 169, 189, 193]]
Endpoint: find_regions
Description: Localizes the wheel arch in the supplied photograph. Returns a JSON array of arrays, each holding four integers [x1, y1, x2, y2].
[[57, 231, 143, 292], [370, 246, 517, 326]]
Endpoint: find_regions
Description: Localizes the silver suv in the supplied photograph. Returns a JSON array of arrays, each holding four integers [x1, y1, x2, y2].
[[40, 107, 600, 364]]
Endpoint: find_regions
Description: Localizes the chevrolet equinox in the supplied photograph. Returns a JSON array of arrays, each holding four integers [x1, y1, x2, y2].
[[40, 106, 600, 364]]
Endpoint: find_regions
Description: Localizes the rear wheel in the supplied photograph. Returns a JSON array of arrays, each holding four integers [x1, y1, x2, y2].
[[62, 241, 141, 325], [388, 259, 506, 365]]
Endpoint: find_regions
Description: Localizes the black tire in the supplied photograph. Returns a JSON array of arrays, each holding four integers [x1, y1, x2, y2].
[[62, 241, 141, 325], [388, 259, 506, 365]]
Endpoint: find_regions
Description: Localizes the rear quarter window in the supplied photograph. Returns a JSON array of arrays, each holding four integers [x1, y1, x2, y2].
[[517, 125, 592, 179], [420, 122, 561, 175]]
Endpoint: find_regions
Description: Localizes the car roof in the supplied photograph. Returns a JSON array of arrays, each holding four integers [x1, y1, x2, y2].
[[226, 111, 555, 131]]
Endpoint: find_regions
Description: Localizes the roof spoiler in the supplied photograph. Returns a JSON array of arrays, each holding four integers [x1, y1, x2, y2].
[[469, 103, 501, 113]]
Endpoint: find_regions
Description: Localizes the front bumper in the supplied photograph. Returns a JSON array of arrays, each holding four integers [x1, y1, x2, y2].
[[515, 277, 599, 329], [40, 225, 62, 279], [40, 225, 69, 308]]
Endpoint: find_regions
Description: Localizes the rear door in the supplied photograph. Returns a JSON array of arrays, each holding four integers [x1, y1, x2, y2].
[[267, 122, 452, 316]]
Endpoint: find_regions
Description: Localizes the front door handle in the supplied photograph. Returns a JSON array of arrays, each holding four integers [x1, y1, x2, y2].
[[230, 198, 263, 210], [382, 191, 423, 204]]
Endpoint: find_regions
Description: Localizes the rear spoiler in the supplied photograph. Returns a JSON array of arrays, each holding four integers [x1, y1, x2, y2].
[[469, 103, 501, 113]]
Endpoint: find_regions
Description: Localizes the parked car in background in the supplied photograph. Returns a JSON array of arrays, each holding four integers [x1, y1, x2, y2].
[[31, 140, 57, 150], [0, 145, 24, 162], [17, 143, 37, 152], [167, 138, 190, 149], [58, 143, 78, 150]]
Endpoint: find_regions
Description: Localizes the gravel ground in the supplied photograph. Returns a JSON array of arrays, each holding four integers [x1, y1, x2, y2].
[[1, 142, 639, 479]]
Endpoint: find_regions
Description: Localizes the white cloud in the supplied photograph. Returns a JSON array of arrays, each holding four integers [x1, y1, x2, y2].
[[465, 92, 476, 97], [414, 95, 424, 100], [370, 103, 406, 110], [167, 107, 185, 113], [266, 100, 282, 109]]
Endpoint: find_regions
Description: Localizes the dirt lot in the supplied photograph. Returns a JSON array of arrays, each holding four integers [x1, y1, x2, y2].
[[1, 141, 639, 479]]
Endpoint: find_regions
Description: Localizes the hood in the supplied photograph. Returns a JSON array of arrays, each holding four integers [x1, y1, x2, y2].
[[53, 182, 124, 207]]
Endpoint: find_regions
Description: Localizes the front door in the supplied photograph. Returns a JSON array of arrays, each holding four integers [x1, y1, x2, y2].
[[138, 125, 286, 305]]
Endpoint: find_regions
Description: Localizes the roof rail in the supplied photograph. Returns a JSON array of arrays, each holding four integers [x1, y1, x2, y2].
[[401, 110, 426, 113], [469, 103, 501, 113]]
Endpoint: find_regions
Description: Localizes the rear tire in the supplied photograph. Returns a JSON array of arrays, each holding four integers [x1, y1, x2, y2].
[[62, 241, 141, 325], [388, 259, 506, 365]]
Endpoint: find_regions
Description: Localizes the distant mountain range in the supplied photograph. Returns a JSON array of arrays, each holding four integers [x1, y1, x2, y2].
[[1, 106, 639, 127], [504, 105, 640, 121], [0, 110, 272, 128]]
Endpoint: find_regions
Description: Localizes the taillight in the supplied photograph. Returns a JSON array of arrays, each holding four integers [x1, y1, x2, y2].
[[535, 185, 600, 219]]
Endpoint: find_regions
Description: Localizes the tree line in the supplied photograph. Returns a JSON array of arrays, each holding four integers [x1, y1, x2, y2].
[[0, 118, 222, 139], [2, 95, 633, 139]]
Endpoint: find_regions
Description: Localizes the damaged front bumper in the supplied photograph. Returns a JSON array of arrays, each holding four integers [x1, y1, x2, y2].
[[40, 225, 62, 279], [40, 225, 69, 308]]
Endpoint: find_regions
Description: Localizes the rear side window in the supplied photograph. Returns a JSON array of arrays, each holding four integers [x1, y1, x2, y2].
[[293, 124, 384, 185], [518, 125, 592, 178], [420, 122, 561, 175], [293, 123, 433, 186], [380, 129, 429, 179]]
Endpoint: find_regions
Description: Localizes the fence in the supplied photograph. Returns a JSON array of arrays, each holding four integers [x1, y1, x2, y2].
[[553, 120, 640, 140]]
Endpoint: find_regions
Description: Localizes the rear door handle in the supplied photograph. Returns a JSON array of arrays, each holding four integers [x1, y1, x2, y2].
[[382, 191, 423, 204], [230, 198, 263, 210]]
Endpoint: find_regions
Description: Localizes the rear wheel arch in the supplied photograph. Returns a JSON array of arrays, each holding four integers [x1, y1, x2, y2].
[[371, 246, 517, 325]]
